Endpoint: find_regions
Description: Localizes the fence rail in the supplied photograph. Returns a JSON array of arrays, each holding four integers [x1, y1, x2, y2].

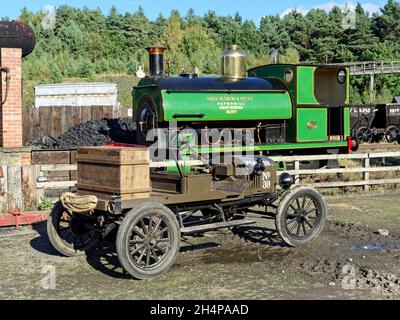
[[33, 151, 400, 193], [2, 150, 399, 212], [274, 151, 400, 190]]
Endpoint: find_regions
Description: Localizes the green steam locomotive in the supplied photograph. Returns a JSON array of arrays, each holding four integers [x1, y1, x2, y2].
[[132, 45, 357, 158]]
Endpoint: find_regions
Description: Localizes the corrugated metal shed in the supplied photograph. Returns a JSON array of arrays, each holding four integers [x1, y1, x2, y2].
[[35, 83, 118, 108], [392, 96, 400, 104]]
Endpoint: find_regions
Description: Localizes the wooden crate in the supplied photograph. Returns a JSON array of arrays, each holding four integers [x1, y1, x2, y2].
[[76, 146, 150, 201]]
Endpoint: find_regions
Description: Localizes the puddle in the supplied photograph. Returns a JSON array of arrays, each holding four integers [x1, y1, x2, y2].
[[351, 240, 400, 251], [201, 245, 293, 264]]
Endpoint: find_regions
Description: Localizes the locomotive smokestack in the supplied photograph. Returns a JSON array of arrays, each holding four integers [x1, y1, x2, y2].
[[146, 45, 166, 77]]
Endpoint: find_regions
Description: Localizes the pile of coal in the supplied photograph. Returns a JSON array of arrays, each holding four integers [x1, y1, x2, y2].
[[28, 118, 137, 150]]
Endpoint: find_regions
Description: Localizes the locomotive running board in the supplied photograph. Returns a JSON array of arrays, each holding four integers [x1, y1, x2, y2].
[[180, 220, 256, 234]]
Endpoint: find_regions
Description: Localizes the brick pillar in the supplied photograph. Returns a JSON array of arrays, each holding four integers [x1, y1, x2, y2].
[[1, 48, 23, 148]]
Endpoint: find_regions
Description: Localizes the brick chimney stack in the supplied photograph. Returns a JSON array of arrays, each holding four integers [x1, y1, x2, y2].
[[0, 48, 23, 148]]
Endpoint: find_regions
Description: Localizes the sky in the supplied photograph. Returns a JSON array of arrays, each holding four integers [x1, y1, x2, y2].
[[1, 0, 389, 22]]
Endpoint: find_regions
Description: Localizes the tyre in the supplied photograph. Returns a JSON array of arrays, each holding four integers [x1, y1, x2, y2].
[[116, 202, 181, 280], [47, 201, 102, 257], [275, 187, 327, 247]]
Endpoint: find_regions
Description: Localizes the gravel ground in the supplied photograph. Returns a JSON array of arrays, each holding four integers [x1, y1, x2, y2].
[[1, 193, 400, 300]]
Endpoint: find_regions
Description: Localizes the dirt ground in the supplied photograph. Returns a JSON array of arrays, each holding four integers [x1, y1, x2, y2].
[[1, 192, 400, 300]]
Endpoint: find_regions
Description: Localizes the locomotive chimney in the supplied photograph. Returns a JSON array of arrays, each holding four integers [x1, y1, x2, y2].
[[146, 45, 166, 77]]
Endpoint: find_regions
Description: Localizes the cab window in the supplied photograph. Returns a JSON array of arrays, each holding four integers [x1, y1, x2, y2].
[[314, 67, 347, 105]]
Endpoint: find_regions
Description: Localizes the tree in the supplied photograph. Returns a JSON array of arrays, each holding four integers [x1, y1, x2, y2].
[[374, 0, 400, 47], [280, 48, 300, 64], [15, 1, 400, 106], [305, 9, 340, 63], [123, 8, 152, 53], [181, 23, 219, 73], [50, 62, 63, 83], [238, 20, 263, 54], [343, 4, 379, 61], [281, 10, 310, 59], [259, 15, 290, 52], [161, 11, 187, 73]]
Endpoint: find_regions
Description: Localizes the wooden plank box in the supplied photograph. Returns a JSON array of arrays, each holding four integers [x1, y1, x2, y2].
[[76, 146, 150, 201]]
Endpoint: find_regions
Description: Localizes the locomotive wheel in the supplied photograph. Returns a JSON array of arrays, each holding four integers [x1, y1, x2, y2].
[[275, 187, 327, 247], [47, 201, 102, 257], [355, 126, 373, 144], [384, 126, 400, 143], [116, 202, 181, 280]]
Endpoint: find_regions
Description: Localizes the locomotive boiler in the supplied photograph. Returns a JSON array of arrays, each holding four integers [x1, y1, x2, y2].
[[133, 45, 357, 158]]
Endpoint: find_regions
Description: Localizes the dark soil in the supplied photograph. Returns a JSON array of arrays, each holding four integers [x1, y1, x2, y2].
[[27, 118, 136, 150], [1, 193, 400, 300]]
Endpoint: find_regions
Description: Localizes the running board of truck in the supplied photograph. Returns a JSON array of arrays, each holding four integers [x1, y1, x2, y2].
[[180, 219, 255, 234]]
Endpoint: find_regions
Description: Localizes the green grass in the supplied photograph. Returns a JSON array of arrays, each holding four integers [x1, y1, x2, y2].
[[38, 197, 54, 211]]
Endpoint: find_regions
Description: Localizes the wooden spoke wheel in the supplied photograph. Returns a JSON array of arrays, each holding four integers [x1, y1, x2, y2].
[[275, 187, 327, 247], [385, 126, 400, 143], [47, 201, 101, 257], [116, 202, 180, 280], [355, 126, 373, 144]]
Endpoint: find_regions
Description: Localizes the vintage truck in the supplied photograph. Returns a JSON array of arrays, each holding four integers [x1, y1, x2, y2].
[[47, 146, 327, 280]]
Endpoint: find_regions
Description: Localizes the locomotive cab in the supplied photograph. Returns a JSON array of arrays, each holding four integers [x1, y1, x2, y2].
[[249, 64, 351, 146]]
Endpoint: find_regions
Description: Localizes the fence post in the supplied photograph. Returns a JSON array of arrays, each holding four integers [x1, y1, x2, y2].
[[35, 165, 44, 204], [294, 161, 300, 185], [363, 157, 370, 191]]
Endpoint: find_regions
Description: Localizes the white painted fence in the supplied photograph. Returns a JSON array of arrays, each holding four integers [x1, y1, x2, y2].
[[34, 151, 400, 193]]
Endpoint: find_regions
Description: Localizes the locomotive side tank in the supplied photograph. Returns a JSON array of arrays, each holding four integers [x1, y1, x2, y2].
[[139, 76, 292, 122]]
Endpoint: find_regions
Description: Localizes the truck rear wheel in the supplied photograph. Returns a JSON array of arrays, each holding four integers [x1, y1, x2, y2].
[[116, 202, 181, 280], [275, 187, 327, 247], [47, 201, 101, 257]]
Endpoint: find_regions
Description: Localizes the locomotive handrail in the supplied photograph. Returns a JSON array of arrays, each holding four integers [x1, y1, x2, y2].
[[173, 113, 205, 119], [165, 89, 287, 94], [134, 84, 158, 89]]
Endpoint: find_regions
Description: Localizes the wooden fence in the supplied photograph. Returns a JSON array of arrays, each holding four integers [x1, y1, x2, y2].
[[1, 151, 400, 212], [22, 105, 130, 144], [35, 151, 400, 196], [273, 152, 400, 191]]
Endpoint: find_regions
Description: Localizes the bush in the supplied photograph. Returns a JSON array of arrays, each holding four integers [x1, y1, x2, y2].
[[95, 58, 110, 74], [77, 57, 94, 78], [50, 62, 63, 83]]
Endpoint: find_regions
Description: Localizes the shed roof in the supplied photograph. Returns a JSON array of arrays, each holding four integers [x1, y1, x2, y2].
[[392, 96, 400, 103]]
